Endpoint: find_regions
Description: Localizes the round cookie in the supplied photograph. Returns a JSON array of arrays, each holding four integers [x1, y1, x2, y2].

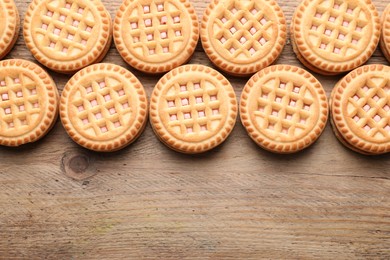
[[330, 64, 390, 155], [149, 64, 237, 154], [113, 0, 199, 74], [380, 4, 390, 63], [0, 0, 20, 59], [60, 63, 148, 152], [329, 83, 374, 155], [201, 0, 286, 76], [0, 59, 59, 146], [240, 65, 328, 153], [23, 0, 112, 74], [291, 0, 380, 75]]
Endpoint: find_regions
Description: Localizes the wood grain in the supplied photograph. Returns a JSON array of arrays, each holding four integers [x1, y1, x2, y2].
[[1, 0, 389, 258]]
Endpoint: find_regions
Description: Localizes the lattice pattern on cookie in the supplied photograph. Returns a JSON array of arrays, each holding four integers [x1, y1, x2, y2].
[[254, 78, 314, 138], [35, 0, 95, 56], [213, 1, 274, 60], [71, 78, 132, 136], [347, 77, 390, 139], [128, 1, 184, 56], [0, 74, 40, 130], [164, 81, 222, 135], [309, 0, 369, 57]]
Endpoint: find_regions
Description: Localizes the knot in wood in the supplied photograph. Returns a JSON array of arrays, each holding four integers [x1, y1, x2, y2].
[[62, 152, 96, 181]]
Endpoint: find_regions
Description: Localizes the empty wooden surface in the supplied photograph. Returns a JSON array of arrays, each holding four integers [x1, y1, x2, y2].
[[1, 0, 390, 258]]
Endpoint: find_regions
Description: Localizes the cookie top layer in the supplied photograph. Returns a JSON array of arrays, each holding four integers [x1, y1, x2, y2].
[[60, 63, 148, 152], [292, 0, 380, 74], [0, 59, 59, 146], [23, 0, 112, 73], [380, 4, 390, 61], [201, 0, 286, 76], [331, 64, 390, 154], [0, 0, 19, 59], [149, 64, 237, 153], [240, 65, 328, 153], [114, 0, 199, 73]]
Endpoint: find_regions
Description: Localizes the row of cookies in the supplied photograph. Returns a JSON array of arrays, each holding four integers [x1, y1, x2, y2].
[[1, 0, 389, 76], [0, 60, 311, 153], [0, 0, 390, 155], [2, 58, 389, 155]]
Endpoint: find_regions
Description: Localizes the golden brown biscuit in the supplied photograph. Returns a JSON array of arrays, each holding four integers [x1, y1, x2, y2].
[[240, 65, 328, 153], [113, 0, 199, 74], [60, 63, 148, 152], [331, 64, 390, 154], [0, 0, 20, 59], [0, 59, 59, 146], [291, 0, 380, 75], [329, 84, 374, 155], [380, 4, 390, 62], [201, 0, 286, 76], [23, 0, 112, 73], [149, 64, 237, 154]]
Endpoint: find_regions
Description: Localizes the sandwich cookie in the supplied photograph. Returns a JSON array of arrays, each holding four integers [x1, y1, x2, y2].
[[149, 64, 237, 154], [330, 64, 390, 154], [0, 59, 59, 146], [23, 0, 112, 73], [291, 0, 380, 75], [0, 0, 20, 59], [114, 0, 199, 73], [240, 65, 328, 153], [60, 63, 148, 152], [380, 4, 390, 62], [201, 0, 286, 76]]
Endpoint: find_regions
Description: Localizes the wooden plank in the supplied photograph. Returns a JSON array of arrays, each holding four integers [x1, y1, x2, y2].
[[1, 0, 389, 258]]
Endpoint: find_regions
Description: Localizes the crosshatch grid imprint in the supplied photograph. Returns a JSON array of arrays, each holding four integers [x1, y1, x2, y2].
[[128, 1, 185, 57], [35, 0, 95, 57], [254, 78, 315, 140], [213, 1, 274, 60], [347, 77, 390, 139], [308, 0, 369, 57], [0, 74, 40, 132], [164, 81, 222, 136], [70, 78, 132, 137]]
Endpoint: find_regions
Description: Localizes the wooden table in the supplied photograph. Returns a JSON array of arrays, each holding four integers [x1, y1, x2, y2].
[[1, 0, 389, 258]]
